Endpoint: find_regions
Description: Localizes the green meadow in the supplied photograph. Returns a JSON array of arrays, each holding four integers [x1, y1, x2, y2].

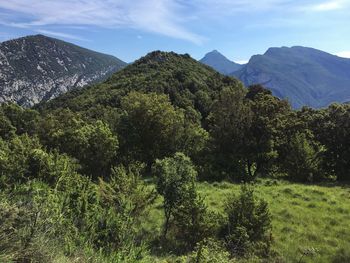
[[145, 180, 350, 263]]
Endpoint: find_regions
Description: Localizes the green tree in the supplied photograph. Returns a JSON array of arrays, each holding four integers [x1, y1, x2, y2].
[[153, 153, 213, 250], [208, 87, 253, 180], [0, 110, 16, 140], [0, 103, 39, 136], [282, 131, 325, 182], [222, 185, 272, 257], [245, 85, 291, 177], [38, 110, 118, 179], [119, 92, 207, 168], [0, 134, 79, 187], [317, 104, 350, 181]]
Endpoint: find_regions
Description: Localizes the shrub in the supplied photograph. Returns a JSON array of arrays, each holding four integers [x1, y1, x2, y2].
[[153, 153, 214, 251], [221, 185, 272, 257], [181, 238, 231, 263]]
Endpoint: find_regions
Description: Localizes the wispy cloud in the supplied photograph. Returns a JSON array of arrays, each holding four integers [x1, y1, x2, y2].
[[0, 0, 204, 44], [0, 0, 348, 44], [311, 0, 344, 11], [35, 29, 89, 41], [335, 51, 350, 58]]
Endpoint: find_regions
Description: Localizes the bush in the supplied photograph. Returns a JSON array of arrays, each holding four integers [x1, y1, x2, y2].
[[221, 185, 272, 257], [153, 153, 215, 251], [0, 162, 155, 262], [181, 238, 231, 263]]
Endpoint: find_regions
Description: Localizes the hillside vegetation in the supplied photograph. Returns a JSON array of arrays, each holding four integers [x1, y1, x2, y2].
[[1, 51, 349, 262]]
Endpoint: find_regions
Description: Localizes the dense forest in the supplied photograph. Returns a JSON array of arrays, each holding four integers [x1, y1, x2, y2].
[[1, 51, 350, 262]]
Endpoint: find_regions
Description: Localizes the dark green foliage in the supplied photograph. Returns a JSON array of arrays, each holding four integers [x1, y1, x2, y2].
[[118, 92, 207, 167], [208, 87, 253, 180], [315, 104, 350, 181], [281, 131, 325, 182], [245, 85, 291, 177], [0, 113, 16, 139], [153, 153, 214, 250], [38, 109, 118, 179], [0, 135, 77, 187], [39, 51, 242, 119], [222, 185, 272, 257], [0, 103, 39, 136]]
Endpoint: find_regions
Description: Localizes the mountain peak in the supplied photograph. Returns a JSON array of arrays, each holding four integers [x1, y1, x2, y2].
[[0, 35, 127, 107], [135, 50, 193, 66], [200, 50, 242, 75]]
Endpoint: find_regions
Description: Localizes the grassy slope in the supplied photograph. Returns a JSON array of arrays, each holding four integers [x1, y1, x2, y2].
[[145, 180, 350, 262]]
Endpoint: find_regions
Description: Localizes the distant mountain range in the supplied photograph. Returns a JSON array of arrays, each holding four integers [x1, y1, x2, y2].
[[0, 35, 126, 107], [201, 47, 350, 108], [1, 34, 349, 109], [40, 50, 241, 117], [200, 50, 243, 75]]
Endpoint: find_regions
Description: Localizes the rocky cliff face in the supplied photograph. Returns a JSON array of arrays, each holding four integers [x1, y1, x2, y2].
[[0, 35, 127, 107]]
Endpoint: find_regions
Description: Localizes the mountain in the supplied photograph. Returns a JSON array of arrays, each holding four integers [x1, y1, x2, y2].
[[200, 50, 243, 75], [232, 46, 350, 108], [38, 51, 242, 116], [0, 35, 127, 107]]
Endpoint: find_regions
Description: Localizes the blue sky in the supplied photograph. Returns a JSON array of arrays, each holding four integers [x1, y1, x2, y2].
[[0, 0, 350, 63]]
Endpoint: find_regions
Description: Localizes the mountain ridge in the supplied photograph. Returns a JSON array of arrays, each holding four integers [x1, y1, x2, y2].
[[38, 50, 243, 116], [0, 34, 127, 107], [231, 46, 350, 108]]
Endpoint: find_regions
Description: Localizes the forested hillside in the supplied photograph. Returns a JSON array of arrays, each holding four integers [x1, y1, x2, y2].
[[1, 51, 349, 262]]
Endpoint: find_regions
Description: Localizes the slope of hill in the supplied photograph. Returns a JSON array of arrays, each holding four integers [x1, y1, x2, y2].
[[40, 50, 243, 117], [200, 50, 242, 75], [0, 35, 127, 107], [232, 46, 350, 108]]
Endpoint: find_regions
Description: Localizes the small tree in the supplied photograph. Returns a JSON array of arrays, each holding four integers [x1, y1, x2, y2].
[[282, 131, 325, 182], [222, 185, 272, 257], [153, 153, 213, 250]]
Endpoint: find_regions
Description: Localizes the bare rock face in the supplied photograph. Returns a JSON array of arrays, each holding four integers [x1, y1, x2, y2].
[[0, 34, 127, 107]]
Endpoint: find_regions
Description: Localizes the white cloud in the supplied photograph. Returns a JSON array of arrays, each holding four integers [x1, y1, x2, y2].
[[0, 0, 204, 44], [235, 60, 249, 65], [335, 51, 350, 58], [1, 0, 349, 44], [36, 29, 89, 41], [311, 0, 344, 11]]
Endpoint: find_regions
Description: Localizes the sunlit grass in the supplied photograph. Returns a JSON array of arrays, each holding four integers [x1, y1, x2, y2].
[[145, 179, 350, 262]]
